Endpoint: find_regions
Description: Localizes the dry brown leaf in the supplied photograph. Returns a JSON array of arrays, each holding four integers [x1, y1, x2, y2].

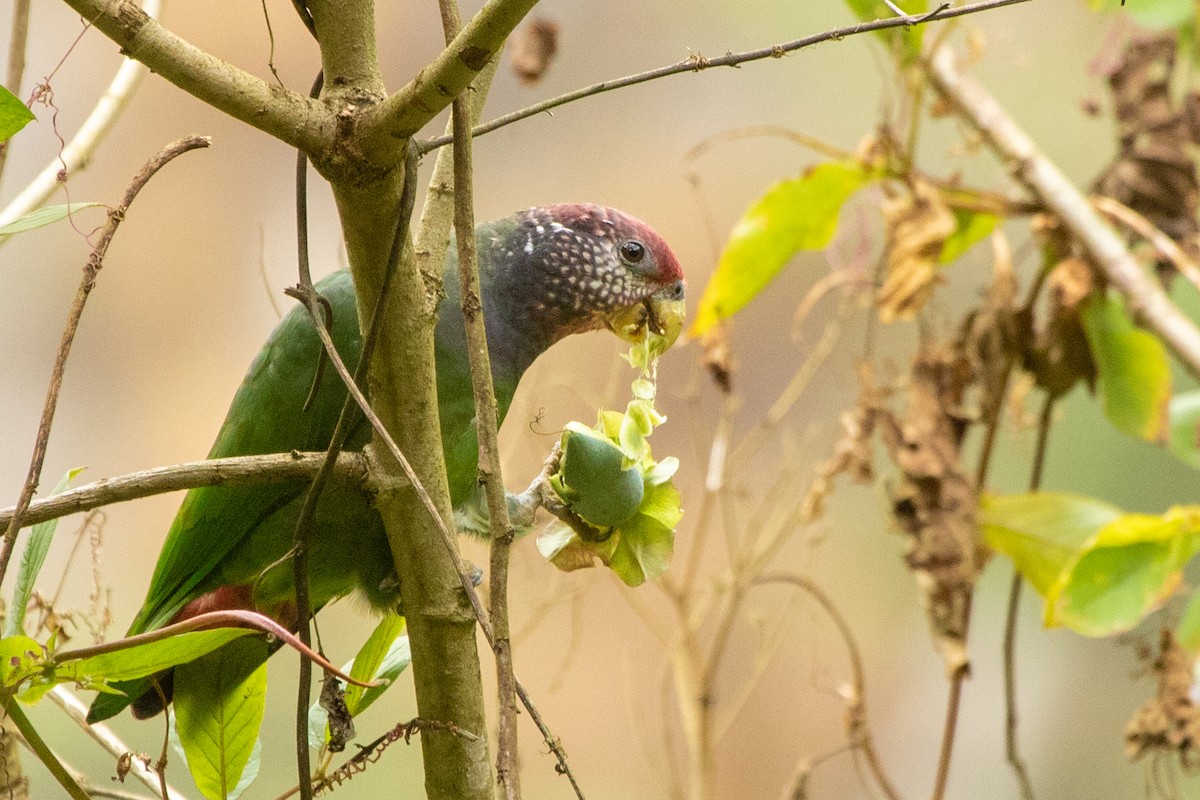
[[1125, 629, 1200, 768], [701, 324, 734, 394], [875, 344, 985, 677], [877, 180, 957, 323], [959, 231, 1021, 428], [800, 404, 876, 524], [1023, 256, 1097, 398], [510, 18, 560, 86], [1095, 32, 1200, 272]]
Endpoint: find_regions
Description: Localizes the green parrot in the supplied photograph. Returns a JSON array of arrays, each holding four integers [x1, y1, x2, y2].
[[87, 204, 685, 722]]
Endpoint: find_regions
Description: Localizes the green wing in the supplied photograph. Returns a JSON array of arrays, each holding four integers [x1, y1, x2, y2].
[[128, 271, 368, 635]]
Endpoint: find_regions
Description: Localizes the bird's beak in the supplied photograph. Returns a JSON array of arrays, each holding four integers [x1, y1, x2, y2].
[[607, 292, 686, 353]]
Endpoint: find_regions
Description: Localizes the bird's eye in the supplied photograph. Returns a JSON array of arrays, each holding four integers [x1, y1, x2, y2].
[[620, 240, 646, 264]]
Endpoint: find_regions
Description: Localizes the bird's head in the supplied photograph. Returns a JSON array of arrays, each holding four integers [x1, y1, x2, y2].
[[495, 204, 685, 355]]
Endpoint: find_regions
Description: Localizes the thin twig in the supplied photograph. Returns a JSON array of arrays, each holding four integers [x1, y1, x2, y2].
[[48, 686, 191, 800], [0, 0, 165, 233], [684, 124, 855, 164], [0, 135, 209, 586], [1091, 195, 1200, 297], [931, 649, 967, 800], [0, 452, 366, 531], [2, 693, 89, 800], [51, 610, 373, 687], [284, 136, 415, 798], [755, 573, 901, 800], [260, 0, 285, 88], [1002, 394, 1053, 800], [288, 70, 326, 800], [309, 718, 478, 796], [150, 683, 170, 800], [419, 0, 1033, 153], [926, 46, 1200, 381], [0, 0, 32, 185], [973, 357, 1013, 490], [435, 0, 521, 794]]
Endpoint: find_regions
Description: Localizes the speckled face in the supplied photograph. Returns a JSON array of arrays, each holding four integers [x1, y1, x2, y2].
[[500, 203, 685, 330]]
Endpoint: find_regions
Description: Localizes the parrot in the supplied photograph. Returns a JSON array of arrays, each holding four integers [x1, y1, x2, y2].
[[87, 204, 685, 723]]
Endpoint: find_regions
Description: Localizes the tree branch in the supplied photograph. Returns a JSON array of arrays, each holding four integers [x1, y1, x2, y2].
[[0, 452, 367, 531], [419, 0, 1034, 153], [926, 46, 1200, 382], [310, 3, 384, 100], [0, 135, 210, 586], [356, 0, 538, 153], [54, 0, 328, 153]]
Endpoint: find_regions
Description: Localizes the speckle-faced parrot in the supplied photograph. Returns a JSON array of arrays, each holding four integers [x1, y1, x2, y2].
[[87, 204, 685, 722]]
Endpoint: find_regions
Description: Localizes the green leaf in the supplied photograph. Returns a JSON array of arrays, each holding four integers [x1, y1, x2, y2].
[[59, 628, 256, 683], [1176, 589, 1200, 651], [1049, 507, 1200, 636], [981, 492, 1122, 597], [1080, 291, 1171, 442], [0, 203, 106, 237], [1167, 390, 1200, 470], [535, 523, 617, 571], [174, 638, 268, 800], [229, 739, 260, 800], [843, 0, 927, 62], [985, 493, 1200, 636], [606, 482, 683, 587], [0, 636, 45, 689], [7, 468, 84, 637], [618, 400, 655, 465], [939, 210, 999, 264], [635, 478, 684, 530], [345, 615, 406, 716], [690, 161, 875, 336], [557, 427, 644, 528], [645, 456, 680, 487], [172, 720, 261, 800], [539, 480, 683, 587], [0, 86, 33, 142]]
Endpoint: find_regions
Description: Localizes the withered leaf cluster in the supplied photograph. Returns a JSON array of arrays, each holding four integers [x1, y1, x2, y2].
[[1125, 629, 1200, 769], [320, 671, 356, 753], [874, 346, 985, 677], [877, 179, 957, 323], [1020, 232, 1098, 400], [1095, 32, 1200, 271], [803, 344, 989, 678]]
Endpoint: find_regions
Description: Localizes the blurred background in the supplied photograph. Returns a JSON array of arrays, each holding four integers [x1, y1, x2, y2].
[[2, 1, 1192, 798]]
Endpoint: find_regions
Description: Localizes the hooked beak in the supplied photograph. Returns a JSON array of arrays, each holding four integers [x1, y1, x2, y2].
[[606, 291, 686, 353]]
